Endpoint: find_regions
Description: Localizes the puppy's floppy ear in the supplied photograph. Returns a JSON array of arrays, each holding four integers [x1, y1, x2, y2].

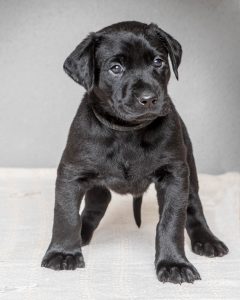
[[148, 23, 182, 80], [63, 33, 96, 91]]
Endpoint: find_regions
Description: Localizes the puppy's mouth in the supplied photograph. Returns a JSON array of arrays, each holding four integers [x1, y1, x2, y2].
[[119, 97, 172, 122]]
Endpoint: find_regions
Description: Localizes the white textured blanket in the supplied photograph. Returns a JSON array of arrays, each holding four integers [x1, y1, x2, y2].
[[0, 169, 239, 299]]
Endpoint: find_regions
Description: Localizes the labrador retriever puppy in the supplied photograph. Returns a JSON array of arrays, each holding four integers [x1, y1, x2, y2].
[[41, 21, 229, 284]]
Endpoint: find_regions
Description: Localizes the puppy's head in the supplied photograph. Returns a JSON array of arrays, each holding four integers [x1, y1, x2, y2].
[[63, 21, 182, 123]]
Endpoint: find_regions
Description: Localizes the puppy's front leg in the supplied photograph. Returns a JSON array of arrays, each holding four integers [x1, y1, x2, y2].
[[155, 162, 201, 284], [41, 164, 85, 270]]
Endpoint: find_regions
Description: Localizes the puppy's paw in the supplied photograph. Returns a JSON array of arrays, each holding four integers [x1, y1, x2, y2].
[[156, 262, 201, 284], [41, 252, 85, 270], [192, 240, 229, 257]]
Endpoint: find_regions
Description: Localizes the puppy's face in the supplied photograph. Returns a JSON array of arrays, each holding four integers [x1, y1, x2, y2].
[[64, 22, 182, 123]]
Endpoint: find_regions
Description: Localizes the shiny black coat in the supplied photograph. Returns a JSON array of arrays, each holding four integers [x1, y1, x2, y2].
[[41, 21, 228, 284]]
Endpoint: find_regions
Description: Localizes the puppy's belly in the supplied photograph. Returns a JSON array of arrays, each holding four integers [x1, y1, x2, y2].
[[104, 177, 150, 196]]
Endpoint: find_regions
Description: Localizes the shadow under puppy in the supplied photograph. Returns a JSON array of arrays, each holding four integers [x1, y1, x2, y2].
[[41, 21, 228, 284]]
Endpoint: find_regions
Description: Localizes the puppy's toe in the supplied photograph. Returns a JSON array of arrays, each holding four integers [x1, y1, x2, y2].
[[169, 267, 182, 284], [203, 242, 215, 257], [193, 242, 204, 256], [213, 241, 229, 257], [75, 253, 85, 268], [181, 266, 200, 283], [45, 254, 63, 270], [62, 255, 76, 270], [157, 267, 169, 283]]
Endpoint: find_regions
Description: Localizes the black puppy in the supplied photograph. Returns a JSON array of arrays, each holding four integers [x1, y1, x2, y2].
[[41, 21, 228, 284]]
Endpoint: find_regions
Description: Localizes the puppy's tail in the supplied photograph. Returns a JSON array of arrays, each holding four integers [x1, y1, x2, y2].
[[133, 196, 142, 228]]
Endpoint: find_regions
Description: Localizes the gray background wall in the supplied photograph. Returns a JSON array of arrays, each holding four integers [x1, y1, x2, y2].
[[0, 0, 239, 173]]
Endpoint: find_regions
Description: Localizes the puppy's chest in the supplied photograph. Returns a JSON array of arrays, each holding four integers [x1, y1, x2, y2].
[[98, 145, 154, 195]]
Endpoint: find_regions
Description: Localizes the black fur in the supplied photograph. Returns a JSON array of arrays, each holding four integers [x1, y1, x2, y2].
[[41, 21, 228, 284]]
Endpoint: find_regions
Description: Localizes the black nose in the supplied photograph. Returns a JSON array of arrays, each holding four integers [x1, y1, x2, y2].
[[137, 92, 158, 108]]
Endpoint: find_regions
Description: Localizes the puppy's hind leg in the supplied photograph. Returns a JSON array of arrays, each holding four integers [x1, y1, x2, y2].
[[181, 119, 229, 257], [81, 186, 111, 246], [187, 191, 228, 257]]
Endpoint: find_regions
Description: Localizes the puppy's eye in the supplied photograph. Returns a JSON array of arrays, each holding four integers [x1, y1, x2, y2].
[[153, 57, 164, 68], [110, 64, 124, 75]]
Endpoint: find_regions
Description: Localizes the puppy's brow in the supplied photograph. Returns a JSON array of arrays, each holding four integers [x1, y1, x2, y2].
[[108, 54, 126, 64]]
